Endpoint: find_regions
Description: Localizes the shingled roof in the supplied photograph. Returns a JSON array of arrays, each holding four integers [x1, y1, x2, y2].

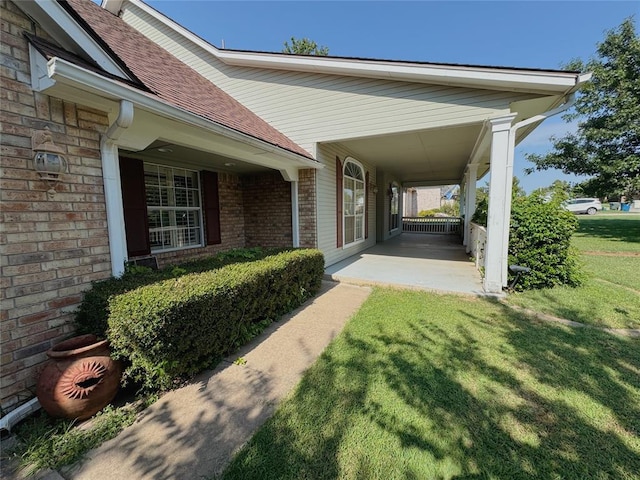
[[58, 0, 313, 160]]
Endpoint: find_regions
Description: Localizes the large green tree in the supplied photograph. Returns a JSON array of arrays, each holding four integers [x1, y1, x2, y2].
[[525, 18, 640, 199], [282, 37, 329, 56]]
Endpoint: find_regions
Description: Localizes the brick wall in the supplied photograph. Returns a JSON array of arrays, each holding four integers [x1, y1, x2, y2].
[[298, 169, 317, 248], [153, 172, 246, 267], [0, 0, 112, 409], [242, 172, 292, 248]]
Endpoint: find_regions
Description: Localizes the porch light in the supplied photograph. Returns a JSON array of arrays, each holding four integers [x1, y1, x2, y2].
[[368, 182, 378, 194], [32, 127, 67, 199]]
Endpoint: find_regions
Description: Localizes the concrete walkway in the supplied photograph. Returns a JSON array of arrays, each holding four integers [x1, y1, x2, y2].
[[60, 281, 371, 480]]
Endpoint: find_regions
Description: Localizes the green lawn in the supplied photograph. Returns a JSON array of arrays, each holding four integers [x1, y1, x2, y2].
[[571, 214, 640, 253], [508, 214, 640, 329], [221, 289, 640, 480]]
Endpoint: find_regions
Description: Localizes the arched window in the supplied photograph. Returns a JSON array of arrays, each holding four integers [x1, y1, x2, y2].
[[343, 158, 365, 246]]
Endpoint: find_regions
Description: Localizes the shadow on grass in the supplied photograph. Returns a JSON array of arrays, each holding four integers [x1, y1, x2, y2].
[[222, 293, 639, 480], [576, 216, 640, 245]]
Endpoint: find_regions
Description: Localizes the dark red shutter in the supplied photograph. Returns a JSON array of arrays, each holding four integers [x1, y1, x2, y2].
[[201, 170, 221, 245], [119, 157, 150, 257], [336, 157, 343, 248], [365, 171, 369, 239]]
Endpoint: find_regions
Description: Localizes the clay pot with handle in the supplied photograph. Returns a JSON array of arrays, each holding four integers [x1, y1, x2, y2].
[[36, 334, 122, 420]]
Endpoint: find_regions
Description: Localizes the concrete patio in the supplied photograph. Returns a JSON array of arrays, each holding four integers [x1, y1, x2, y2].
[[325, 233, 485, 295]]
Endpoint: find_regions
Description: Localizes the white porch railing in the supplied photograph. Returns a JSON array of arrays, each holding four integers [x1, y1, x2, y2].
[[402, 216, 462, 234], [469, 222, 487, 269]]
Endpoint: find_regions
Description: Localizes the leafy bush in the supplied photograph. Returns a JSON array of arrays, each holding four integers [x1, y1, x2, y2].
[[471, 193, 583, 290], [509, 194, 584, 290], [106, 249, 324, 391], [74, 247, 286, 337], [471, 197, 488, 226]]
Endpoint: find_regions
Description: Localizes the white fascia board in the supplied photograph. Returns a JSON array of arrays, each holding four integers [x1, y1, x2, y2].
[[16, 0, 130, 80], [217, 51, 581, 94], [125, 0, 581, 95], [46, 58, 321, 170]]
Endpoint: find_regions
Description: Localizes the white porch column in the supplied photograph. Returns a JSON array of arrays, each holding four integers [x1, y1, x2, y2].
[[101, 140, 127, 277], [484, 114, 517, 293], [291, 180, 300, 248], [463, 164, 478, 250]]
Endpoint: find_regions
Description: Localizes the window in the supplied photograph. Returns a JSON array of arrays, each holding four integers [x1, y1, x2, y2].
[[120, 158, 220, 258], [343, 159, 365, 246], [144, 163, 203, 253], [389, 183, 399, 232]]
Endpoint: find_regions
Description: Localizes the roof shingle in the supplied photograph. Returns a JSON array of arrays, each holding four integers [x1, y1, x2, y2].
[[59, 0, 313, 160]]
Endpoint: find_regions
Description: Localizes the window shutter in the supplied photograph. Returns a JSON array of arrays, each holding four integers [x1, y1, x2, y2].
[[201, 170, 221, 245], [119, 157, 150, 257], [336, 157, 343, 248], [365, 171, 369, 240]]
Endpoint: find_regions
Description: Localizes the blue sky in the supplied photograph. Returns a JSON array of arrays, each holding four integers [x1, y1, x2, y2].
[[138, 1, 638, 192]]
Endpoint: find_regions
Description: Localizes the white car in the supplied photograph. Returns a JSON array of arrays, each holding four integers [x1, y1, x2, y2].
[[563, 198, 602, 215]]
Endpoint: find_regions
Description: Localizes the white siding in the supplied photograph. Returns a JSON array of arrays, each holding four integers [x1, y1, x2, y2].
[[316, 144, 377, 267], [121, 5, 536, 153]]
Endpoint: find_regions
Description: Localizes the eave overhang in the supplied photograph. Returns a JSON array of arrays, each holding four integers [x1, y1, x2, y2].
[[216, 51, 588, 96], [38, 55, 321, 174]]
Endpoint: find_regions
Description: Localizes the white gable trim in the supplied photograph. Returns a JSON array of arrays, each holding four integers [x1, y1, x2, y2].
[[15, 0, 131, 80], [124, 0, 586, 95]]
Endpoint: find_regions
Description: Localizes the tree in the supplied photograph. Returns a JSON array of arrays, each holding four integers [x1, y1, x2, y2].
[[525, 18, 640, 199], [282, 37, 329, 56], [532, 179, 573, 202]]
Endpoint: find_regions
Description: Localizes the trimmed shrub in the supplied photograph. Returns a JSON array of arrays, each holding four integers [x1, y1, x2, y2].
[[74, 247, 284, 337], [508, 194, 584, 290], [106, 249, 324, 391]]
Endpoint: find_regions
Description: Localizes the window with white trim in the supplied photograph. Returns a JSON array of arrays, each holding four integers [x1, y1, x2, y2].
[[343, 159, 365, 246], [144, 163, 203, 252]]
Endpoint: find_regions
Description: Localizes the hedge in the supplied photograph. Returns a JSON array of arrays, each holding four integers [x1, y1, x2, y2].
[[74, 247, 286, 337], [106, 249, 325, 391]]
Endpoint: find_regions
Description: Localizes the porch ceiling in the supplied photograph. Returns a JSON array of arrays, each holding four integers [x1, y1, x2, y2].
[[337, 123, 484, 185], [121, 139, 272, 175]]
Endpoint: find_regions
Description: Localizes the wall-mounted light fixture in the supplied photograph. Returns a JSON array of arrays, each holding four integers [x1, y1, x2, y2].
[[368, 182, 378, 194], [32, 127, 67, 199]]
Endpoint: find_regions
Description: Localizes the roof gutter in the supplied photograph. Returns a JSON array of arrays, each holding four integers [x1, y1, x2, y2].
[[467, 71, 591, 174], [46, 57, 321, 169], [509, 71, 592, 146]]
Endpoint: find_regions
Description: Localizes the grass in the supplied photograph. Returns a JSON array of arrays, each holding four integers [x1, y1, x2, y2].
[[571, 214, 640, 253], [5, 395, 152, 475], [507, 214, 640, 329], [221, 288, 640, 480]]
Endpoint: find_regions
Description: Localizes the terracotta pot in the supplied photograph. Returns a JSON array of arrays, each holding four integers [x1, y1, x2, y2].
[[36, 334, 122, 420]]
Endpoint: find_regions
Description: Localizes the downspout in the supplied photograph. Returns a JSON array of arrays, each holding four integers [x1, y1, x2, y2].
[[498, 93, 578, 286], [101, 100, 134, 277]]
